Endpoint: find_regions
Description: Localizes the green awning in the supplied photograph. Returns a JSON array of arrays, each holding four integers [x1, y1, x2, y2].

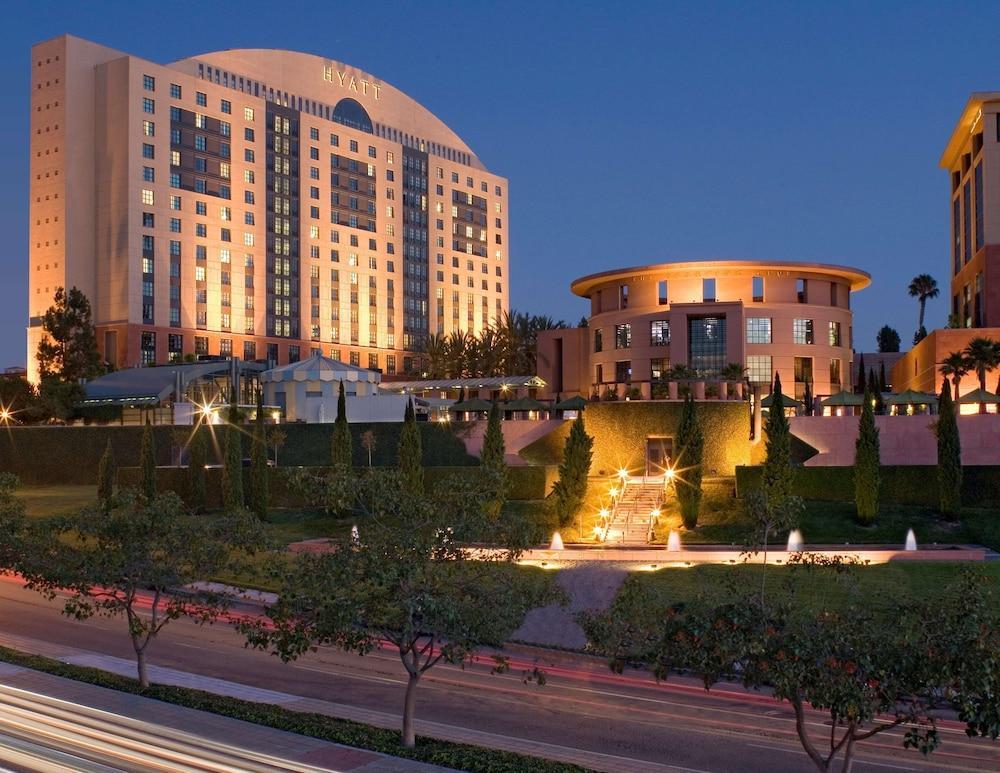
[[761, 393, 804, 409], [958, 387, 1000, 405], [820, 391, 864, 407], [884, 389, 938, 406], [451, 398, 494, 412], [554, 395, 588, 410], [504, 397, 548, 411]]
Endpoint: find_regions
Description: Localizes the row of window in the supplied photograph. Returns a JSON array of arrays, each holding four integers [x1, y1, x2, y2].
[[592, 318, 844, 351], [592, 355, 843, 389], [607, 277, 838, 311]]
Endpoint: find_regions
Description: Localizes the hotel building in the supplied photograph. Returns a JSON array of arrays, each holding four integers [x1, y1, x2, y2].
[[893, 93, 1000, 394], [538, 260, 870, 400], [28, 36, 509, 383]]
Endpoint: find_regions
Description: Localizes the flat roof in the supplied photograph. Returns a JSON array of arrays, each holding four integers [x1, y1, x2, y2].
[[570, 259, 872, 298], [940, 92, 1000, 169]]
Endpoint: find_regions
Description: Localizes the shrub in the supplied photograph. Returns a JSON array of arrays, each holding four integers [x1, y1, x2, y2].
[[937, 380, 962, 520], [674, 395, 704, 529], [140, 417, 156, 503], [398, 399, 423, 496], [550, 414, 593, 527], [97, 439, 115, 509], [761, 374, 793, 510], [854, 387, 881, 525]]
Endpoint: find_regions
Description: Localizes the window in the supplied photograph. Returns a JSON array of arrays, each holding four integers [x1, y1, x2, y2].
[[142, 143, 155, 159], [615, 323, 631, 349], [594, 328, 603, 352], [142, 166, 155, 182], [196, 91, 206, 107], [830, 358, 842, 389], [596, 364, 604, 384], [746, 317, 772, 344], [170, 83, 181, 99], [752, 276, 764, 303], [615, 361, 632, 383], [828, 321, 842, 347], [142, 97, 154, 114], [688, 316, 727, 376], [141, 189, 154, 205], [143, 74, 155, 91], [142, 120, 154, 137], [746, 355, 771, 384], [650, 357, 669, 381], [220, 99, 231, 114], [657, 280, 668, 305], [794, 356, 813, 387], [963, 179, 972, 265], [142, 212, 155, 228], [796, 278, 807, 303], [140, 332, 156, 365], [793, 318, 814, 345], [702, 278, 716, 302], [650, 320, 670, 346], [618, 284, 629, 309]]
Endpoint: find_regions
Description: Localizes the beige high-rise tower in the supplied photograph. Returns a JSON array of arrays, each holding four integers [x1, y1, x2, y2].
[[28, 35, 510, 382]]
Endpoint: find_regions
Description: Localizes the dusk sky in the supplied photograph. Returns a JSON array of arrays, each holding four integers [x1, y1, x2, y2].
[[6, 1, 999, 367]]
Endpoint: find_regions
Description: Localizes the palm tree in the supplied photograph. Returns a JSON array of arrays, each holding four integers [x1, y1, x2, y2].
[[962, 337, 1000, 412], [939, 351, 970, 402], [423, 333, 448, 379], [907, 274, 939, 333]]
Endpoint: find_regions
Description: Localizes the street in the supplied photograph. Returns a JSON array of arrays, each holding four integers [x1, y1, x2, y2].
[[0, 578, 995, 772]]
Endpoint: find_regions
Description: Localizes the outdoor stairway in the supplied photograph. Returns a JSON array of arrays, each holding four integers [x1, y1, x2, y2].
[[603, 478, 665, 545]]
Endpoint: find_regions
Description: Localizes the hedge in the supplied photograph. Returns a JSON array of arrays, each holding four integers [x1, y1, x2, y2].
[[519, 402, 750, 476], [0, 646, 586, 773], [735, 465, 1000, 508], [119, 463, 559, 509], [0, 423, 476, 485]]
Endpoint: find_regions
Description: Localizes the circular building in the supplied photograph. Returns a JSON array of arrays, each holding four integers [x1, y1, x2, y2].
[[538, 259, 870, 401]]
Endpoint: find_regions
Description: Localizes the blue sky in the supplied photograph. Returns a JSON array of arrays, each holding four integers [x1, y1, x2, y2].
[[5, 1, 997, 366]]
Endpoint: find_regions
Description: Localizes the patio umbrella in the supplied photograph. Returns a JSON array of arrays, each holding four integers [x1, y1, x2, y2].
[[760, 393, 804, 409], [819, 391, 864, 408], [554, 395, 587, 410], [504, 397, 548, 411], [884, 389, 938, 406]]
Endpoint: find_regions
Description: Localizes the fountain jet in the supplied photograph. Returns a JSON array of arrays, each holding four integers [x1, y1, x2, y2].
[[786, 529, 804, 552], [905, 529, 917, 551], [667, 530, 681, 552], [549, 532, 564, 551]]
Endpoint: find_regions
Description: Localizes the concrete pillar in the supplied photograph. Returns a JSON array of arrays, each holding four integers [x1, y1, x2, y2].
[[752, 383, 762, 443], [733, 381, 744, 399], [640, 382, 651, 400], [716, 380, 726, 400], [693, 381, 706, 400], [668, 381, 678, 400]]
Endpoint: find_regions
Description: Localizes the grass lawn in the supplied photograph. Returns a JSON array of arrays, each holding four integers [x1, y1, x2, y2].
[[15, 485, 97, 518], [621, 561, 1000, 616]]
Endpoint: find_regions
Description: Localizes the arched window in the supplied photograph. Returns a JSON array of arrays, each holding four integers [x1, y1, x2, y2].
[[332, 98, 373, 133]]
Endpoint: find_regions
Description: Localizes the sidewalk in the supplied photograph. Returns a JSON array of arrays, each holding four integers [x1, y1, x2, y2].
[[0, 645, 445, 772]]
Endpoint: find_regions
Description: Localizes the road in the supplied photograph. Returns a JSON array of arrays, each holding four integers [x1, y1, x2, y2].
[[0, 683, 333, 772], [0, 579, 996, 772]]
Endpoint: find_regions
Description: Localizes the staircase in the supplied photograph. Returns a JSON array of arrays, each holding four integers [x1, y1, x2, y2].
[[602, 477, 666, 545]]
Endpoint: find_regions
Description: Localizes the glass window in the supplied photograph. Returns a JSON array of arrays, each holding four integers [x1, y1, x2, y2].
[[746, 317, 772, 344], [796, 278, 807, 303], [196, 91, 206, 107], [703, 278, 716, 302], [142, 120, 154, 137], [615, 323, 632, 349], [793, 318, 814, 345], [650, 357, 669, 381], [687, 316, 727, 375], [830, 358, 842, 389], [170, 83, 181, 99], [221, 99, 231, 114], [615, 361, 632, 383], [752, 276, 764, 303], [746, 354, 771, 384], [657, 280, 668, 305], [794, 356, 813, 386], [828, 321, 842, 347], [142, 75, 155, 91], [618, 284, 629, 309], [142, 143, 155, 159], [594, 328, 603, 353], [142, 97, 154, 114], [650, 320, 670, 346]]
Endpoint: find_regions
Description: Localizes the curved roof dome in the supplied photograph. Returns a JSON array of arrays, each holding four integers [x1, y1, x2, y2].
[[261, 353, 380, 384], [169, 48, 483, 168]]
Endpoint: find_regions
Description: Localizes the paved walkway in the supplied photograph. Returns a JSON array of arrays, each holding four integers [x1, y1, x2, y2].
[[513, 563, 629, 648], [0, 647, 445, 772]]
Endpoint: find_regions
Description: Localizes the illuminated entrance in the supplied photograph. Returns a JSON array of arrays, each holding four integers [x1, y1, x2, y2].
[[645, 436, 673, 476]]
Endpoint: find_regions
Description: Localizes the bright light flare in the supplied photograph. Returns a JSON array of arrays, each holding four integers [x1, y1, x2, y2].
[[666, 468, 676, 481], [617, 467, 629, 480]]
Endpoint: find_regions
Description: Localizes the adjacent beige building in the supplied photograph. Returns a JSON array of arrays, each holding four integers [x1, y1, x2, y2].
[[28, 36, 509, 383], [539, 260, 870, 400]]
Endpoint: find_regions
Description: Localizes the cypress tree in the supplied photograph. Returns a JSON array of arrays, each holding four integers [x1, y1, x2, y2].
[[331, 381, 352, 469], [398, 398, 423, 496], [867, 369, 884, 414], [937, 378, 962, 520], [854, 385, 881, 525], [188, 426, 207, 513], [249, 390, 269, 519], [222, 391, 243, 511], [803, 381, 814, 416], [674, 394, 704, 529], [855, 352, 866, 394], [97, 439, 116, 511], [551, 413, 594, 527], [140, 417, 156, 503], [480, 401, 508, 518], [761, 373, 793, 511], [878, 361, 888, 393]]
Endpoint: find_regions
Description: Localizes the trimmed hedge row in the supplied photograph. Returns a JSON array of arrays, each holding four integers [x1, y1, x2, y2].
[[0, 646, 586, 773], [519, 402, 750, 477], [735, 465, 1000, 508], [119, 463, 559, 508], [0, 423, 476, 485]]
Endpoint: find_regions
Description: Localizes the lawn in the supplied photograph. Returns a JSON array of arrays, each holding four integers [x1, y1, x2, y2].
[[619, 561, 1000, 616], [14, 485, 97, 518]]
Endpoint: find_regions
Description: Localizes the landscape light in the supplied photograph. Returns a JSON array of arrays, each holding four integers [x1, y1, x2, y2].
[[0, 407, 11, 424], [666, 468, 676, 481], [617, 467, 629, 480], [609, 486, 618, 498], [599, 508, 609, 519]]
